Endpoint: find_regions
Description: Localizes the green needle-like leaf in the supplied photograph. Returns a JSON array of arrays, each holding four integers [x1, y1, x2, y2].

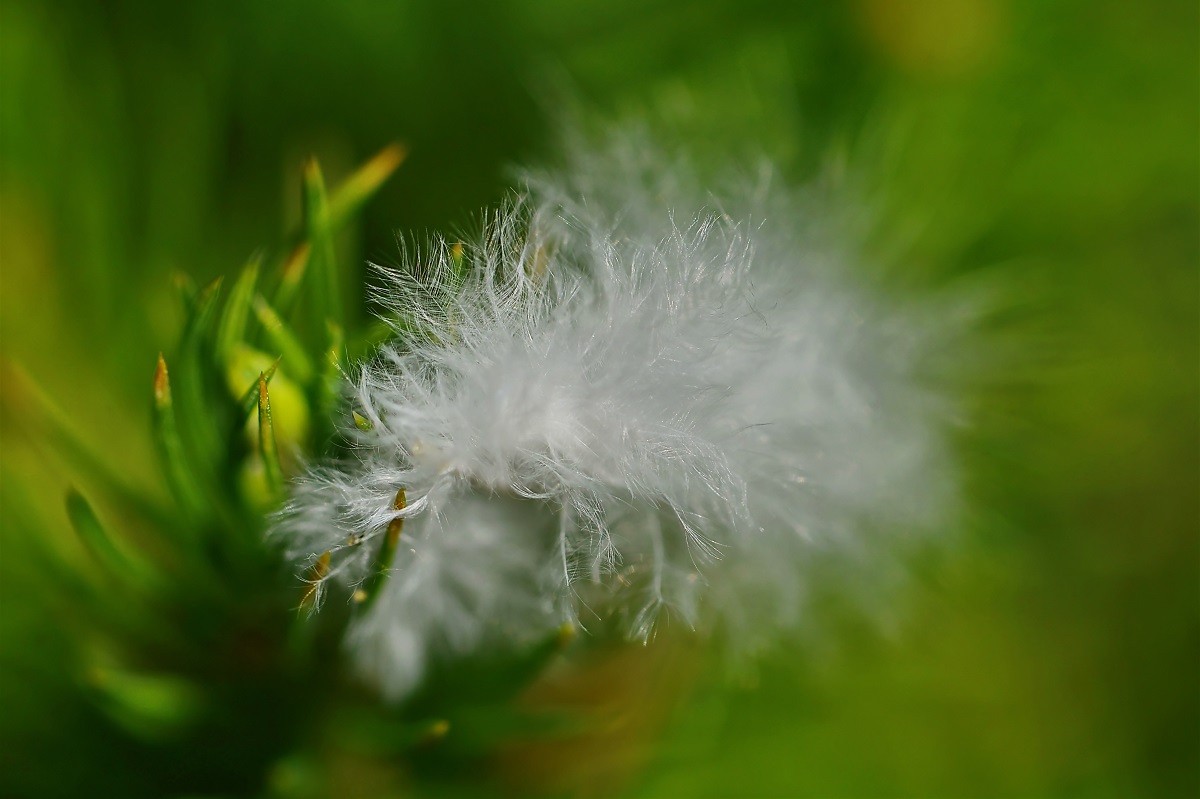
[[493, 622, 578, 695], [316, 320, 345, 443], [330, 712, 451, 757], [303, 158, 340, 339], [406, 622, 577, 714], [273, 241, 310, 316], [235, 354, 282, 421], [65, 488, 163, 593], [350, 318, 397, 361], [175, 277, 224, 472], [88, 667, 205, 742], [215, 254, 262, 365], [327, 142, 407, 231], [252, 294, 315, 384], [257, 372, 283, 497], [65, 489, 127, 577], [153, 355, 206, 519], [172, 271, 198, 314], [354, 487, 406, 610], [2, 363, 167, 523], [276, 144, 403, 320]]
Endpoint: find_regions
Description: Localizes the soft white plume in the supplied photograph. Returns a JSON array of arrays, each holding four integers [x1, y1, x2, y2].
[[273, 135, 959, 700]]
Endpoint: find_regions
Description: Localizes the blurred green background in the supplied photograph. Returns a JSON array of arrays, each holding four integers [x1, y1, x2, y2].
[[1, 0, 1195, 796]]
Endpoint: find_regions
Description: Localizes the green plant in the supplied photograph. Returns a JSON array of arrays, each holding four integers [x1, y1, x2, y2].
[[3, 145, 582, 799]]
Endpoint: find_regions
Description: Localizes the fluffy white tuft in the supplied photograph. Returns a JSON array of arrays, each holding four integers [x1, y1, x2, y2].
[[273, 136, 960, 700]]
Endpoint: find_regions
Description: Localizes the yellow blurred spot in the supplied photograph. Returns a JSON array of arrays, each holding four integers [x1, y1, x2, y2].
[[861, 0, 1006, 77], [556, 622, 577, 649], [423, 719, 450, 743]]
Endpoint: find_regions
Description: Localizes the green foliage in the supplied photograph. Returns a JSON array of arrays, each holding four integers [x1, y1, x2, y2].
[[0, 145, 584, 798]]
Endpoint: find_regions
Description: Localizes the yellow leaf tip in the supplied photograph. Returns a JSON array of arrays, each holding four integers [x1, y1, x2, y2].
[[154, 354, 170, 405], [375, 142, 408, 173], [300, 551, 332, 610]]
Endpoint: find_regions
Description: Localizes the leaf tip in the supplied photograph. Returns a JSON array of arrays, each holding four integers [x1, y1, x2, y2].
[[387, 487, 407, 546], [153, 354, 170, 407], [283, 242, 310, 282], [300, 551, 331, 611]]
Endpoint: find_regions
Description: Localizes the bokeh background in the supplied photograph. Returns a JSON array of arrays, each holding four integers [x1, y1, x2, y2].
[[1, 0, 1196, 796]]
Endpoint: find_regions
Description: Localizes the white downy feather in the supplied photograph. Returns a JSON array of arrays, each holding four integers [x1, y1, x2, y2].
[[273, 135, 960, 700]]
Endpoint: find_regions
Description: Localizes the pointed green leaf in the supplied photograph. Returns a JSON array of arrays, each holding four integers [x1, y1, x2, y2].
[[215, 253, 262, 364], [2, 363, 167, 523], [235, 354, 281, 421], [406, 622, 578, 714], [350, 318, 397, 361], [172, 271, 198, 313], [327, 142, 407, 230], [175, 277, 224, 472], [303, 158, 340, 337], [355, 487, 406, 610], [257, 372, 283, 497], [273, 241, 310, 316], [251, 293, 315, 384], [316, 320, 345, 443], [332, 713, 451, 756], [65, 488, 164, 593], [275, 145, 403, 320], [153, 354, 206, 519], [88, 667, 205, 741], [352, 411, 373, 431], [65, 489, 126, 576], [492, 621, 577, 691]]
